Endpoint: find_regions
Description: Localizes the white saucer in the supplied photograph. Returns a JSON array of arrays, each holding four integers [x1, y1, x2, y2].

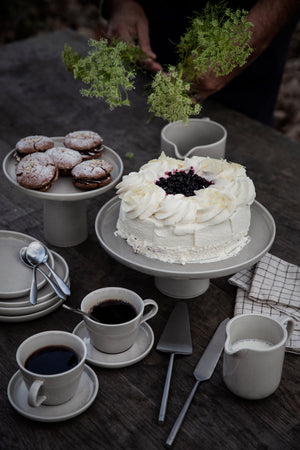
[[0, 250, 69, 311], [0, 230, 54, 298], [73, 321, 154, 368], [7, 365, 99, 422]]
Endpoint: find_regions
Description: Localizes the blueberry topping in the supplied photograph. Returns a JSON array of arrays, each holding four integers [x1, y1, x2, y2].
[[155, 168, 213, 196]]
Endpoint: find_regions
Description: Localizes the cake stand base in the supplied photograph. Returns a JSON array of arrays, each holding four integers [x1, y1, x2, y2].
[[154, 277, 210, 299], [44, 200, 88, 247]]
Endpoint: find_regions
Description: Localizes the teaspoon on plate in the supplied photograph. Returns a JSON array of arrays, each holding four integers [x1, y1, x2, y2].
[[19, 247, 66, 302], [26, 241, 71, 297]]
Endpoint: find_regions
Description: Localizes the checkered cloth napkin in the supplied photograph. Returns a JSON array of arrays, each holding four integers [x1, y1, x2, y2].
[[229, 253, 300, 354]]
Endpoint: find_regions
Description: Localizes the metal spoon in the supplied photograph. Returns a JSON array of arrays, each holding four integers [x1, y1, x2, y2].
[[20, 247, 66, 301], [20, 248, 37, 305], [26, 241, 71, 297], [62, 304, 99, 322]]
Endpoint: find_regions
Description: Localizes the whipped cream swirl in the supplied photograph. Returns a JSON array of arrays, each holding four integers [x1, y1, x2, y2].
[[116, 153, 255, 226]]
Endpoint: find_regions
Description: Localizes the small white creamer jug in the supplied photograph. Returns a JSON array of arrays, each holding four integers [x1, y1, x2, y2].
[[160, 118, 227, 160], [223, 314, 294, 400]]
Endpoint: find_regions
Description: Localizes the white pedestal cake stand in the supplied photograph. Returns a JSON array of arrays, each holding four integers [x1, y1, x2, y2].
[[95, 197, 276, 299], [3, 138, 123, 247]]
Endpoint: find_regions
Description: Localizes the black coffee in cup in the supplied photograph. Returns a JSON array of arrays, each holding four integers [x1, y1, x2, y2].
[[90, 299, 137, 324], [25, 345, 79, 375]]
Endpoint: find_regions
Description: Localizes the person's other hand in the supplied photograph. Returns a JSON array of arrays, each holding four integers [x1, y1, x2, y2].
[[190, 69, 237, 101], [107, 0, 162, 72]]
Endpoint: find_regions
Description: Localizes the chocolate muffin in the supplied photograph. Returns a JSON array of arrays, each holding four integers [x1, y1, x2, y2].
[[46, 146, 83, 175], [14, 135, 55, 161], [64, 130, 104, 160], [71, 159, 113, 190], [15, 152, 58, 192]]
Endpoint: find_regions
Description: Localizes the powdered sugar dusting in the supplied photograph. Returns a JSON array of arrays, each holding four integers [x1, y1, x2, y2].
[[16, 135, 54, 153], [64, 130, 103, 150], [71, 159, 113, 178]]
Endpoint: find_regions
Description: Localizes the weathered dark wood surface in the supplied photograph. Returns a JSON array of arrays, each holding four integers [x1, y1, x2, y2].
[[0, 30, 299, 450]]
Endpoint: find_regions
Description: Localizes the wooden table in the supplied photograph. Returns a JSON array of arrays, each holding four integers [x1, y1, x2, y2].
[[0, 30, 299, 450]]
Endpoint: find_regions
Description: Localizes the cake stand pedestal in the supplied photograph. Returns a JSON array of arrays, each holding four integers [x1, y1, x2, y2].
[[154, 278, 210, 298], [3, 140, 123, 248], [43, 199, 88, 247], [95, 197, 276, 299]]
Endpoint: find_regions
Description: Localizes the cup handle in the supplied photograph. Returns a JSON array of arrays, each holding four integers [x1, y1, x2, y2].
[[279, 316, 295, 340], [28, 379, 47, 407], [141, 299, 158, 324]]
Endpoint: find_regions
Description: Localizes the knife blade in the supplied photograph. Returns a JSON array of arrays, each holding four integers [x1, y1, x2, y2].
[[156, 302, 192, 423], [165, 317, 229, 447]]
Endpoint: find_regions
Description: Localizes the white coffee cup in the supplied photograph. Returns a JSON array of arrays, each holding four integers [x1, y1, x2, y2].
[[81, 287, 158, 353], [16, 330, 87, 407], [161, 118, 227, 159], [223, 314, 295, 400]]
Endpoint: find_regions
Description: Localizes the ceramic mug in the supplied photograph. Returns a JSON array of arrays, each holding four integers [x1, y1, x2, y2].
[[81, 287, 158, 353], [161, 118, 227, 159], [16, 330, 87, 407], [223, 314, 295, 400]]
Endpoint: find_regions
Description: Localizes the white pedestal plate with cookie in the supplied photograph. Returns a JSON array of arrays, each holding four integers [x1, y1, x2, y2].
[[3, 138, 123, 247]]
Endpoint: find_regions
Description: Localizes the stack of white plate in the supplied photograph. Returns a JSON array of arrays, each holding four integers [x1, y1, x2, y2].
[[0, 230, 69, 322]]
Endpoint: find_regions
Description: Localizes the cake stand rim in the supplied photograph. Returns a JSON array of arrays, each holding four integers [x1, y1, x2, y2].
[[94, 196, 276, 279]]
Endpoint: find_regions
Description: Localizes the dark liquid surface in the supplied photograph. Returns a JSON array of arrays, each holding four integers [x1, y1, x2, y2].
[[25, 345, 79, 375], [90, 299, 137, 324]]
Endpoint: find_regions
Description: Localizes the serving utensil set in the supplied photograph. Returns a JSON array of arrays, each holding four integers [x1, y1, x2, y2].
[[156, 305, 228, 446]]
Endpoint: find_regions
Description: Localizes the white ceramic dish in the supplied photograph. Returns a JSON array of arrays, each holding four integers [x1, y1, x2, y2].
[[95, 197, 275, 278], [0, 279, 69, 316], [0, 230, 54, 298], [0, 296, 65, 322], [0, 250, 69, 309], [73, 321, 154, 368], [3, 138, 123, 201], [94, 197, 276, 298], [7, 365, 99, 422]]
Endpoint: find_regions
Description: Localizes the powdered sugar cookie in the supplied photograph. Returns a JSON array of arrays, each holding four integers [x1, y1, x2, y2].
[[64, 130, 104, 160], [71, 159, 113, 190], [46, 146, 83, 175], [15, 135, 55, 156], [15, 152, 58, 192]]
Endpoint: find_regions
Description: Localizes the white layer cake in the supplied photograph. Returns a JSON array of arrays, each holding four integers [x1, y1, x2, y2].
[[115, 153, 256, 264]]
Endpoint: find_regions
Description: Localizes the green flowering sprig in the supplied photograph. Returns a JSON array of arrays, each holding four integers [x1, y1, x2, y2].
[[177, 3, 253, 82], [148, 67, 201, 123], [62, 38, 145, 109]]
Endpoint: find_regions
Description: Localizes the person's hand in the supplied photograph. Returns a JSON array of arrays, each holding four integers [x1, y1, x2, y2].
[[190, 69, 240, 101], [106, 0, 162, 72]]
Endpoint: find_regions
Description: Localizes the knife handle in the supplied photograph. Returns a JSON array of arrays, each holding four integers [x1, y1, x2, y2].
[[158, 353, 175, 423], [165, 380, 200, 447]]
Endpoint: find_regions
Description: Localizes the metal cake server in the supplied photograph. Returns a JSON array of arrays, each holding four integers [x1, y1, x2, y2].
[[165, 317, 229, 447], [156, 302, 193, 423]]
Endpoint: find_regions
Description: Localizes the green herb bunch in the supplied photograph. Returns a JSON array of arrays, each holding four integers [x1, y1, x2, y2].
[[62, 38, 144, 109], [177, 3, 253, 81], [62, 2, 253, 122]]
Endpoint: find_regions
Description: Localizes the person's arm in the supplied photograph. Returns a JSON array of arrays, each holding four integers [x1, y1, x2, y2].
[[193, 0, 299, 100], [105, 0, 162, 71]]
